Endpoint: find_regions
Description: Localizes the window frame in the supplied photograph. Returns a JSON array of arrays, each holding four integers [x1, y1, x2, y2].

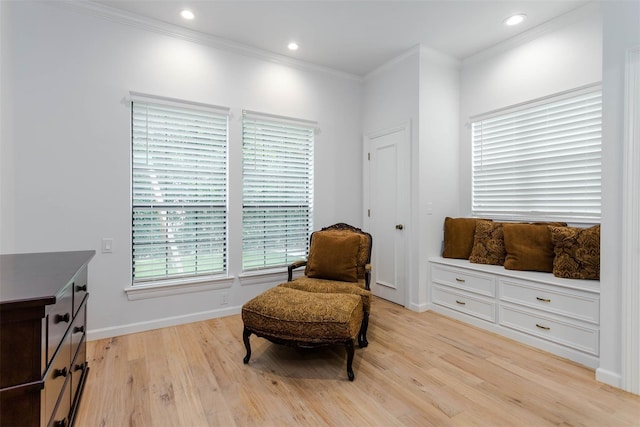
[[241, 110, 315, 272], [470, 83, 602, 223], [130, 93, 230, 286]]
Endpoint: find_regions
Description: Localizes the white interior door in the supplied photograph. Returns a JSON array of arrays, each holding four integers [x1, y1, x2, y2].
[[365, 123, 410, 306]]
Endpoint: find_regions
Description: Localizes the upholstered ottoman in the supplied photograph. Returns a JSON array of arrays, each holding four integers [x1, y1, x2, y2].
[[241, 286, 364, 381]]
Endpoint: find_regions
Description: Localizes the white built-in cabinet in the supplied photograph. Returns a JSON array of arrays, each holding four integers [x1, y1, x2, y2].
[[429, 257, 600, 368]]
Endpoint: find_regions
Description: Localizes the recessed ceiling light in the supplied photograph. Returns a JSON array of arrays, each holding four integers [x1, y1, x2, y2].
[[288, 42, 299, 51], [181, 9, 195, 20], [504, 14, 526, 26]]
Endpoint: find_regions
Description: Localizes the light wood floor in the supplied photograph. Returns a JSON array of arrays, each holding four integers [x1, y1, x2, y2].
[[76, 297, 639, 426]]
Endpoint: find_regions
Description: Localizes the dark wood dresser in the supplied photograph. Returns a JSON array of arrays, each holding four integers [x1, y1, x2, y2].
[[0, 251, 95, 427]]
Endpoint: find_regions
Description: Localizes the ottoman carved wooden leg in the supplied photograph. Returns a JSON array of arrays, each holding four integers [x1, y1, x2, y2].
[[241, 286, 364, 381]]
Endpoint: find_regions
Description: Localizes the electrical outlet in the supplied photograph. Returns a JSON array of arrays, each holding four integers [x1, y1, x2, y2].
[[221, 292, 229, 305]]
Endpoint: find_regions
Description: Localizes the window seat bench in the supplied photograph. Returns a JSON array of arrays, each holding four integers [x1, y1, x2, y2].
[[428, 256, 600, 369]]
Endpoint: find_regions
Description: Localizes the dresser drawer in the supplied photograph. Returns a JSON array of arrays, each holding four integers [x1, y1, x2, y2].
[[43, 333, 71, 425], [72, 267, 88, 317], [499, 279, 599, 323], [70, 337, 87, 413], [46, 287, 73, 365], [70, 301, 86, 361], [432, 285, 496, 322], [499, 305, 599, 355], [431, 264, 495, 297], [47, 378, 71, 427]]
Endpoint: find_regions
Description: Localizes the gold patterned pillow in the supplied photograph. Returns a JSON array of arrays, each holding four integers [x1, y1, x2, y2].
[[469, 221, 506, 265], [549, 225, 600, 280]]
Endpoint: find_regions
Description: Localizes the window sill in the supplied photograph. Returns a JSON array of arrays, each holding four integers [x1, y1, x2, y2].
[[238, 267, 304, 286], [124, 275, 235, 301]]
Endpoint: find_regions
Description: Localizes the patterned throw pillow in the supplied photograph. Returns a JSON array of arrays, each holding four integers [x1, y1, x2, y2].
[[549, 224, 600, 280], [469, 221, 506, 265]]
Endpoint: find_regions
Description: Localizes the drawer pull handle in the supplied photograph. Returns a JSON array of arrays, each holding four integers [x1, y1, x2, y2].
[[76, 284, 88, 292], [455, 300, 466, 305], [536, 297, 551, 303], [54, 417, 68, 427], [54, 366, 68, 378], [73, 325, 85, 334], [536, 324, 551, 331], [54, 313, 71, 323], [74, 362, 87, 372], [455, 278, 466, 283]]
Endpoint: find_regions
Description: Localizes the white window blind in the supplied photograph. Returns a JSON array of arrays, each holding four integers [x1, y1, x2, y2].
[[472, 86, 602, 222], [242, 113, 314, 271], [131, 99, 228, 283]]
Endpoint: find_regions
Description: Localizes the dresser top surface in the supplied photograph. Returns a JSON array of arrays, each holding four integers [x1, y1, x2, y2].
[[0, 250, 95, 306]]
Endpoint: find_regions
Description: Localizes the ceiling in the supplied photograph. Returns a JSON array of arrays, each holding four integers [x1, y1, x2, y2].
[[94, 0, 589, 76]]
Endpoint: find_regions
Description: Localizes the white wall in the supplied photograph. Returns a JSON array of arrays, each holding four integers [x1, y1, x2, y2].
[[599, 0, 640, 390], [417, 47, 460, 309], [0, 1, 363, 339], [459, 4, 603, 215], [362, 46, 460, 311]]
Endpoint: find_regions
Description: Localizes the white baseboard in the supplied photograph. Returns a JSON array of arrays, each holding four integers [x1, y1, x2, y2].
[[408, 301, 429, 312], [87, 305, 242, 341], [596, 368, 622, 389]]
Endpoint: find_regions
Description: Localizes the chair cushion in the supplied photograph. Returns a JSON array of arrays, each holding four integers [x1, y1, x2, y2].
[[306, 231, 360, 282], [242, 286, 363, 343], [549, 224, 600, 280], [280, 278, 371, 314]]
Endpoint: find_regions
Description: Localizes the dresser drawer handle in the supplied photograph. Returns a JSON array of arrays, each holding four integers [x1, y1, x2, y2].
[[54, 417, 68, 427], [536, 297, 551, 303], [536, 324, 551, 331], [455, 300, 466, 305], [74, 361, 87, 372], [54, 313, 71, 323], [54, 366, 68, 378], [73, 325, 85, 334], [455, 278, 466, 283], [75, 284, 88, 292]]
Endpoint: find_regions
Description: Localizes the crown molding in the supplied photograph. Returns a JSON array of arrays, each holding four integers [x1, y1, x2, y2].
[[364, 45, 421, 81], [55, 0, 363, 83], [462, 2, 601, 67]]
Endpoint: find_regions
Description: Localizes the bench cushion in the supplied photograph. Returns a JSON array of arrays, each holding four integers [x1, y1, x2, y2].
[[242, 286, 363, 343]]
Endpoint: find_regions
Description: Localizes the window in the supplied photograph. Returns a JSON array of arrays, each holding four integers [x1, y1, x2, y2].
[[471, 85, 602, 222], [131, 97, 228, 284], [242, 112, 314, 271]]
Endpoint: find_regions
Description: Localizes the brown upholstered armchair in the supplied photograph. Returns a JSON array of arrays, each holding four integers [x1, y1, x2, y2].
[[281, 223, 373, 346]]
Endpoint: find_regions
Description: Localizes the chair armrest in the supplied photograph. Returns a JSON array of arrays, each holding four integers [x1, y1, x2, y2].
[[287, 260, 307, 282]]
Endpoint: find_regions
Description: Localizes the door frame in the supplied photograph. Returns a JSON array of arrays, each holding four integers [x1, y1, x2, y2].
[[363, 121, 411, 308]]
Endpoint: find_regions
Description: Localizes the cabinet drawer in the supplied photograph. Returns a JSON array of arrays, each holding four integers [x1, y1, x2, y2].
[[499, 305, 599, 356], [500, 279, 599, 323], [431, 265, 495, 297], [72, 267, 88, 317], [43, 333, 71, 425], [46, 287, 73, 365], [432, 285, 496, 322]]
